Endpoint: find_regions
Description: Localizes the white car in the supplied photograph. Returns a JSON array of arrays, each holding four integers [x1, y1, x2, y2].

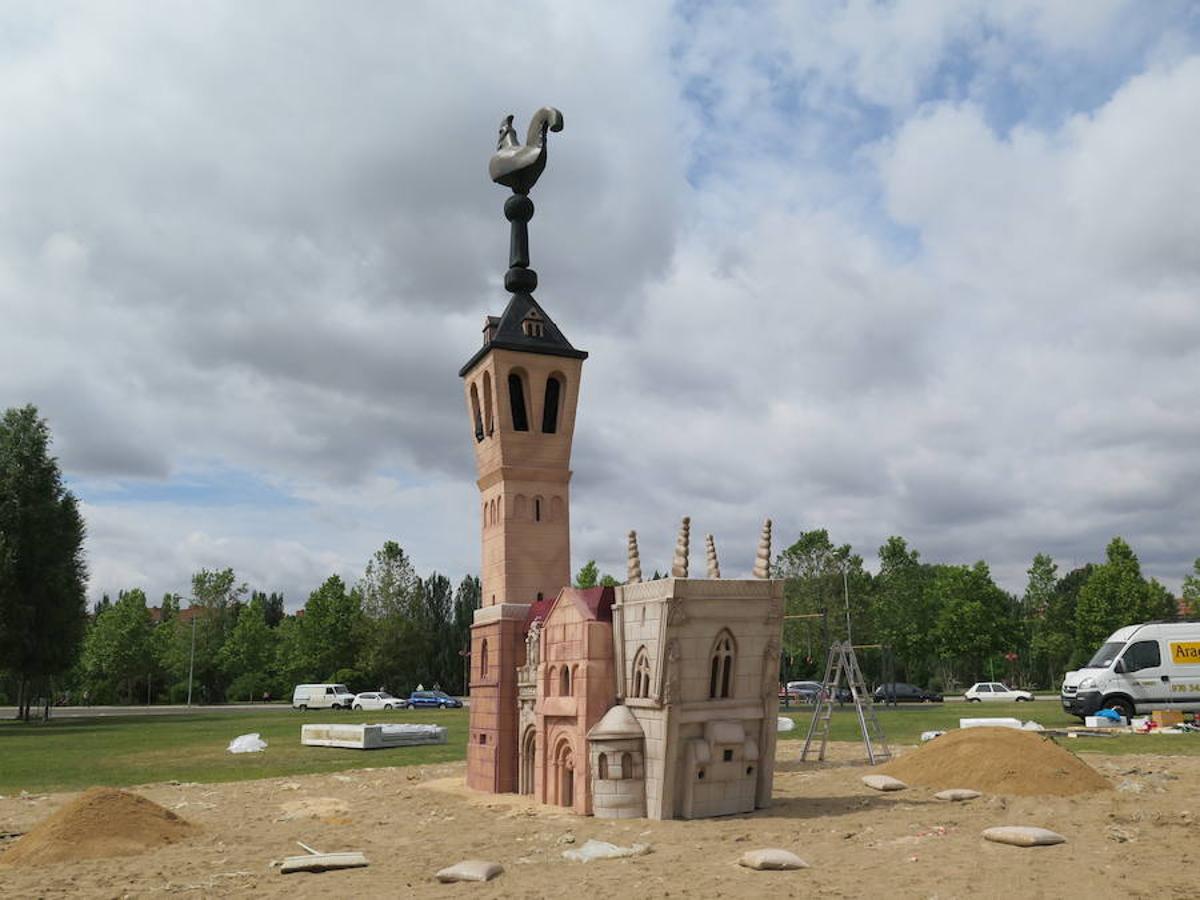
[[964, 682, 1034, 702], [351, 691, 408, 711]]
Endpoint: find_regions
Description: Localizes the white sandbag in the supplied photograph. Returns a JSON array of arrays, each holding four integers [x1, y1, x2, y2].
[[1021, 721, 1046, 731], [982, 826, 1066, 847], [777, 716, 796, 732], [435, 860, 504, 882], [561, 839, 650, 862], [935, 789, 981, 802], [920, 730, 945, 742], [227, 732, 267, 753], [738, 848, 809, 870], [862, 774, 907, 792]]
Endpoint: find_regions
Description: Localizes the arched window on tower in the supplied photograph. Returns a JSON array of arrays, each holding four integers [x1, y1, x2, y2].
[[631, 647, 651, 699], [542, 375, 562, 433], [469, 383, 484, 442], [482, 371, 494, 436], [709, 631, 735, 699], [560, 665, 571, 697], [480, 638, 489, 679], [508, 372, 529, 431], [621, 751, 634, 780], [547, 666, 557, 696], [534, 496, 542, 522], [598, 752, 609, 780]]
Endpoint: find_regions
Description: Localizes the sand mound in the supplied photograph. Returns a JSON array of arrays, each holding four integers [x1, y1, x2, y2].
[[1, 788, 195, 867], [876, 727, 1111, 797]]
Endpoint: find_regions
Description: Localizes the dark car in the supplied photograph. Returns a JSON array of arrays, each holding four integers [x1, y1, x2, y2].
[[873, 682, 943, 703], [408, 690, 463, 709]]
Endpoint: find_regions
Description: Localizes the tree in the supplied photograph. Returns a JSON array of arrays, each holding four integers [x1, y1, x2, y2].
[[0, 405, 88, 720], [575, 561, 599, 589], [1184, 558, 1200, 617], [1024, 553, 1059, 687], [80, 588, 155, 704], [872, 536, 936, 685], [450, 576, 480, 694], [280, 575, 363, 685], [219, 594, 279, 700], [930, 562, 1015, 685], [168, 568, 247, 703], [774, 530, 867, 680], [357, 542, 422, 692], [1075, 538, 1147, 655]]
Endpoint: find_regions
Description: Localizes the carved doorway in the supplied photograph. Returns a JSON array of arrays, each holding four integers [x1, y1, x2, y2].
[[520, 727, 536, 795], [553, 738, 574, 808]]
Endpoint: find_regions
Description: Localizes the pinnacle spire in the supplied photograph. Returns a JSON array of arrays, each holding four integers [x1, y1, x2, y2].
[[671, 516, 690, 578], [705, 534, 721, 579], [627, 530, 643, 584], [753, 518, 772, 579]]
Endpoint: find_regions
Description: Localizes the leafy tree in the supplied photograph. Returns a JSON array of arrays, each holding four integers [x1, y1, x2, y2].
[[449, 576, 480, 694], [357, 542, 423, 692], [930, 561, 1015, 685], [0, 405, 88, 720], [80, 589, 155, 704], [1144, 578, 1178, 622], [1074, 538, 1148, 655], [600, 574, 620, 587], [218, 594, 279, 699], [575, 560, 600, 588], [168, 568, 247, 703], [775, 530, 867, 680], [1183, 558, 1200, 617], [94, 594, 113, 618], [280, 574, 363, 685], [872, 536, 936, 685]]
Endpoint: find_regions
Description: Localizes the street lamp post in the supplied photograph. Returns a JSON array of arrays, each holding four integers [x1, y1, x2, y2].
[[186, 613, 196, 707]]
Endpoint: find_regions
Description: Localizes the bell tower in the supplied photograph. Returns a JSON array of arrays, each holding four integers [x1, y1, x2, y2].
[[461, 107, 586, 793]]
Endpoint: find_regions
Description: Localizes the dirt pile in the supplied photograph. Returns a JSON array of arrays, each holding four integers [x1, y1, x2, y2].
[[877, 727, 1112, 796], [0, 787, 195, 867]]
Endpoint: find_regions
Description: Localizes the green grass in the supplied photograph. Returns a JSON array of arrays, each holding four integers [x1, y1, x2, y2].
[[4, 700, 1198, 794], [776, 700, 1200, 756], [0, 708, 468, 793]]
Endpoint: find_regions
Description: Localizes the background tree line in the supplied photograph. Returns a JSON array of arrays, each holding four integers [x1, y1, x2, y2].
[[775, 529, 1192, 692], [4, 404, 1198, 711]]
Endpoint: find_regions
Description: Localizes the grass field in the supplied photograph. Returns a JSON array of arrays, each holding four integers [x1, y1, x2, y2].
[[0, 708, 468, 794], [2, 701, 1197, 794], [778, 699, 1200, 756]]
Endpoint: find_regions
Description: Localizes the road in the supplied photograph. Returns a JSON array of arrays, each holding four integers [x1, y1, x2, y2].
[[0, 703, 299, 719]]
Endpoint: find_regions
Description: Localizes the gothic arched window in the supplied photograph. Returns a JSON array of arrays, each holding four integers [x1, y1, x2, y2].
[[709, 631, 735, 699], [631, 647, 651, 699], [542, 375, 562, 433], [508, 372, 529, 431]]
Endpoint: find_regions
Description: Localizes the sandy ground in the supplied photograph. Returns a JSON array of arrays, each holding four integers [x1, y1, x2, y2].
[[1, 741, 1198, 898]]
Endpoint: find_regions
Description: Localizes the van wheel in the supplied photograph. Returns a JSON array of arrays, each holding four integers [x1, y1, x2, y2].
[[1103, 697, 1135, 719], [298, 704, 307, 711]]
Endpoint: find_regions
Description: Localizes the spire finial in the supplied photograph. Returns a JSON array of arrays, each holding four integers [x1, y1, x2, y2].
[[753, 518, 772, 579], [671, 516, 690, 578], [627, 530, 643, 584], [705, 534, 721, 579]]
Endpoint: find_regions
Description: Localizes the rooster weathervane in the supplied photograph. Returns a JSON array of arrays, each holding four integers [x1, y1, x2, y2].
[[488, 107, 564, 295]]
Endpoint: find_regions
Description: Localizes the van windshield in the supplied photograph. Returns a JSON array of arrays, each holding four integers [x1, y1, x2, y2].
[[1083, 642, 1125, 669], [333, 684, 350, 693]]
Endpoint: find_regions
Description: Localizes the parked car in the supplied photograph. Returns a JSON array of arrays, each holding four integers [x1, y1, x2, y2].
[[408, 690, 463, 709], [781, 681, 825, 703], [292, 683, 356, 710], [352, 691, 408, 711], [873, 682, 943, 703], [964, 682, 1034, 702]]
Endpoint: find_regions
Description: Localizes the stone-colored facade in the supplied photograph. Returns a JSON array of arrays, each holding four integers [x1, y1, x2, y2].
[[608, 576, 784, 819]]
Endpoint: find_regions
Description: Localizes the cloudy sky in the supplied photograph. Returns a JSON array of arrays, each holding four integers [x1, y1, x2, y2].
[[2, 1, 1198, 608]]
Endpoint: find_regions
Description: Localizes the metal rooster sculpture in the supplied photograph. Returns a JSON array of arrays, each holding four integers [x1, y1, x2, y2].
[[487, 106, 565, 295], [489, 107, 564, 195]]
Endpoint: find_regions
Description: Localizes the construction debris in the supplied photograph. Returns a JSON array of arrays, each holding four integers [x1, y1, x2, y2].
[[279, 841, 368, 874]]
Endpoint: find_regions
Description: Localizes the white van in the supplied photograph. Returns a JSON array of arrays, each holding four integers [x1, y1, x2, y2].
[[292, 683, 355, 710], [1061, 622, 1200, 719]]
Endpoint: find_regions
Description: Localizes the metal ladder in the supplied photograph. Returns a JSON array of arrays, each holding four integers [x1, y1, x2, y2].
[[800, 640, 892, 764]]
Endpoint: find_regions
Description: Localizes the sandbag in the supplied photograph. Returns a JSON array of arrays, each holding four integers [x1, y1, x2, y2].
[[738, 848, 808, 870], [227, 733, 267, 754], [935, 789, 981, 802], [435, 860, 504, 882], [862, 774, 907, 792], [562, 839, 650, 862], [982, 826, 1066, 847]]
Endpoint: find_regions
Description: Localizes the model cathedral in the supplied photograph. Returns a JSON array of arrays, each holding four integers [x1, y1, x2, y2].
[[458, 108, 785, 820]]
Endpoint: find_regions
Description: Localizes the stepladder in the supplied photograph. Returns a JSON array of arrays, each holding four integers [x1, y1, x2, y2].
[[800, 641, 892, 765]]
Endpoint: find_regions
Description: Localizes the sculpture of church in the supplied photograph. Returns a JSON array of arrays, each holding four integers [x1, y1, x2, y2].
[[460, 109, 784, 819]]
